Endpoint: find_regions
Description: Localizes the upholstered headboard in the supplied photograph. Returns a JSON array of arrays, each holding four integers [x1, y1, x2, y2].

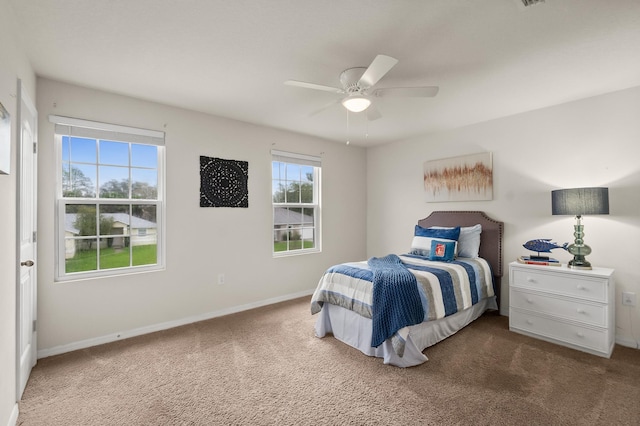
[[417, 211, 504, 305]]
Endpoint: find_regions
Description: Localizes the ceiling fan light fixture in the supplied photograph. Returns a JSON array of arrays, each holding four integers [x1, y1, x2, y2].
[[342, 95, 371, 113]]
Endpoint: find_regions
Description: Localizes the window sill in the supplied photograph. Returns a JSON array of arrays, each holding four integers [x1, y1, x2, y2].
[[272, 249, 321, 258], [55, 264, 165, 283]]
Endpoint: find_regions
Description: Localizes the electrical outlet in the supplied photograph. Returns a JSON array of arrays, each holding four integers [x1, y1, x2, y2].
[[622, 292, 637, 306], [218, 273, 225, 285]]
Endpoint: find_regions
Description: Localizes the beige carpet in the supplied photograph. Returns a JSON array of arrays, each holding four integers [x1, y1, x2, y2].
[[18, 297, 640, 425]]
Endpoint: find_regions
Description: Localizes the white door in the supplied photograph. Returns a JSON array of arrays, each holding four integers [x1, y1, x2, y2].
[[17, 80, 37, 399]]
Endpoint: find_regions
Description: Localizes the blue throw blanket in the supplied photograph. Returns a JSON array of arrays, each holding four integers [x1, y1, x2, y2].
[[369, 254, 424, 349]]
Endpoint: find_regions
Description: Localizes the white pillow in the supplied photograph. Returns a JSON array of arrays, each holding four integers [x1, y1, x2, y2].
[[432, 224, 482, 258]]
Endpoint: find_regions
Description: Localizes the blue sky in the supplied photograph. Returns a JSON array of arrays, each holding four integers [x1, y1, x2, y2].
[[62, 136, 158, 190]]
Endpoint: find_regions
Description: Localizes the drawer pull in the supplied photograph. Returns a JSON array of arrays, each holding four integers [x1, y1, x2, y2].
[[576, 285, 585, 290], [577, 332, 585, 338], [526, 319, 534, 325], [526, 298, 533, 304], [576, 308, 586, 314], [526, 277, 536, 283]]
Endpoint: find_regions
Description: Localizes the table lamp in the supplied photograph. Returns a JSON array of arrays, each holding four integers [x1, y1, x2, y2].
[[551, 187, 609, 270]]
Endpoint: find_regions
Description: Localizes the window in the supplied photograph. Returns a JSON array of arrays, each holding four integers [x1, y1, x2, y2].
[[271, 150, 321, 255], [51, 115, 165, 280]]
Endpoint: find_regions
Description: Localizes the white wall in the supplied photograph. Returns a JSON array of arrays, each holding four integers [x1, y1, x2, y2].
[[367, 86, 640, 348], [35, 78, 367, 353], [0, 0, 36, 424]]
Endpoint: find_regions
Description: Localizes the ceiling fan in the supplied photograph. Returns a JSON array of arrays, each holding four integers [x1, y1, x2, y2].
[[284, 54, 439, 120]]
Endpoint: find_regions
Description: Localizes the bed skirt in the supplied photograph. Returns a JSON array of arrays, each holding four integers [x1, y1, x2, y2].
[[314, 296, 498, 367]]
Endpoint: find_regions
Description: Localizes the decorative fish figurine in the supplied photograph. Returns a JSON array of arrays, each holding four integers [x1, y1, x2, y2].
[[523, 239, 568, 254]]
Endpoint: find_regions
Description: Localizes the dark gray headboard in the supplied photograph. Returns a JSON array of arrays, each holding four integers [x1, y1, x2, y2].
[[417, 211, 504, 305]]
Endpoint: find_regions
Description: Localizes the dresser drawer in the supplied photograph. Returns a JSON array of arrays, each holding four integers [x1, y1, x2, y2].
[[511, 268, 607, 302], [510, 310, 610, 354], [510, 289, 607, 327]]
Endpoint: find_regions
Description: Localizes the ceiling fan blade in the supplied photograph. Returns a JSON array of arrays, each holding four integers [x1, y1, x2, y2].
[[366, 105, 382, 121], [284, 80, 343, 94], [308, 99, 341, 117], [358, 55, 399, 88], [373, 86, 439, 98]]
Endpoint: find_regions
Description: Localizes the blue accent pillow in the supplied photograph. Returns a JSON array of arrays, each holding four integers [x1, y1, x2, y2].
[[410, 225, 460, 257], [429, 240, 456, 262], [414, 225, 461, 240], [431, 224, 482, 258]]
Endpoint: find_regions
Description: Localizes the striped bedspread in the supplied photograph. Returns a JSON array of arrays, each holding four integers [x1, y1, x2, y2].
[[310, 255, 495, 356]]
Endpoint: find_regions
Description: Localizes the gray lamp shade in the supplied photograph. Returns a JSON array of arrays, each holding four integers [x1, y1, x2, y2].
[[551, 187, 609, 216]]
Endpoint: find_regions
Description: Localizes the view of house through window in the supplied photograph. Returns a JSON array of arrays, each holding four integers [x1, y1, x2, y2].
[[272, 150, 321, 255], [52, 116, 165, 280]]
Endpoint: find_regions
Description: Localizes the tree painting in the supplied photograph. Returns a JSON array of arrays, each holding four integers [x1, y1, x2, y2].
[[423, 153, 493, 202]]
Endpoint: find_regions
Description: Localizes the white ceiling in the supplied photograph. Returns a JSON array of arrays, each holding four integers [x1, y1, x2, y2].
[[8, 0, 640, 147]]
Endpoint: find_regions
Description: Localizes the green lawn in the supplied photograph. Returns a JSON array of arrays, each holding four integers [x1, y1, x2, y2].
[[66, 244, 157, 273], [273, 241, 315, 252]]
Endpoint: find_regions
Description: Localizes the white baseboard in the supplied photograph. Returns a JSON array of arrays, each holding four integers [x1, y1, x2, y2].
[[37, 289, 314, 359], [7, 403, 18, 426], [615, 335, 639, 349]]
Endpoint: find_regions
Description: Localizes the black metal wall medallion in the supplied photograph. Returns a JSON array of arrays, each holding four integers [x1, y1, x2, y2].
[[200, 156, 249, 208]]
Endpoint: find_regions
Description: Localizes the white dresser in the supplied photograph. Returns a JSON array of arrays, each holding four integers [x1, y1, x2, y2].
[[509, 261, 615, 358]]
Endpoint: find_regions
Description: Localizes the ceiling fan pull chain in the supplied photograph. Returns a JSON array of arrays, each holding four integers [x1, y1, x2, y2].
[[346, 110, 350, 145], [365, 115, 369, 141]]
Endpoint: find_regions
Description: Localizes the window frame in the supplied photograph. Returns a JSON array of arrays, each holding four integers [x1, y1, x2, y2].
[[50, 115, 166, 281], [271, 150, 321, 257]]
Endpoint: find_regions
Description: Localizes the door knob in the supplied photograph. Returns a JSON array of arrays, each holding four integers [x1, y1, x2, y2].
[[21, 260, 34, 267]]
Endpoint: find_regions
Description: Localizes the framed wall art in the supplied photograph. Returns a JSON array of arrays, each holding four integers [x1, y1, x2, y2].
[[200, 156, 249, 208], [0, 102, 10, 175], [423, 152, 493, 202]]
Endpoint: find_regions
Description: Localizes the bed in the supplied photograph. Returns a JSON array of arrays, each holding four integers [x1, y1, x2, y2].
[[311, 211, 504, 367]]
